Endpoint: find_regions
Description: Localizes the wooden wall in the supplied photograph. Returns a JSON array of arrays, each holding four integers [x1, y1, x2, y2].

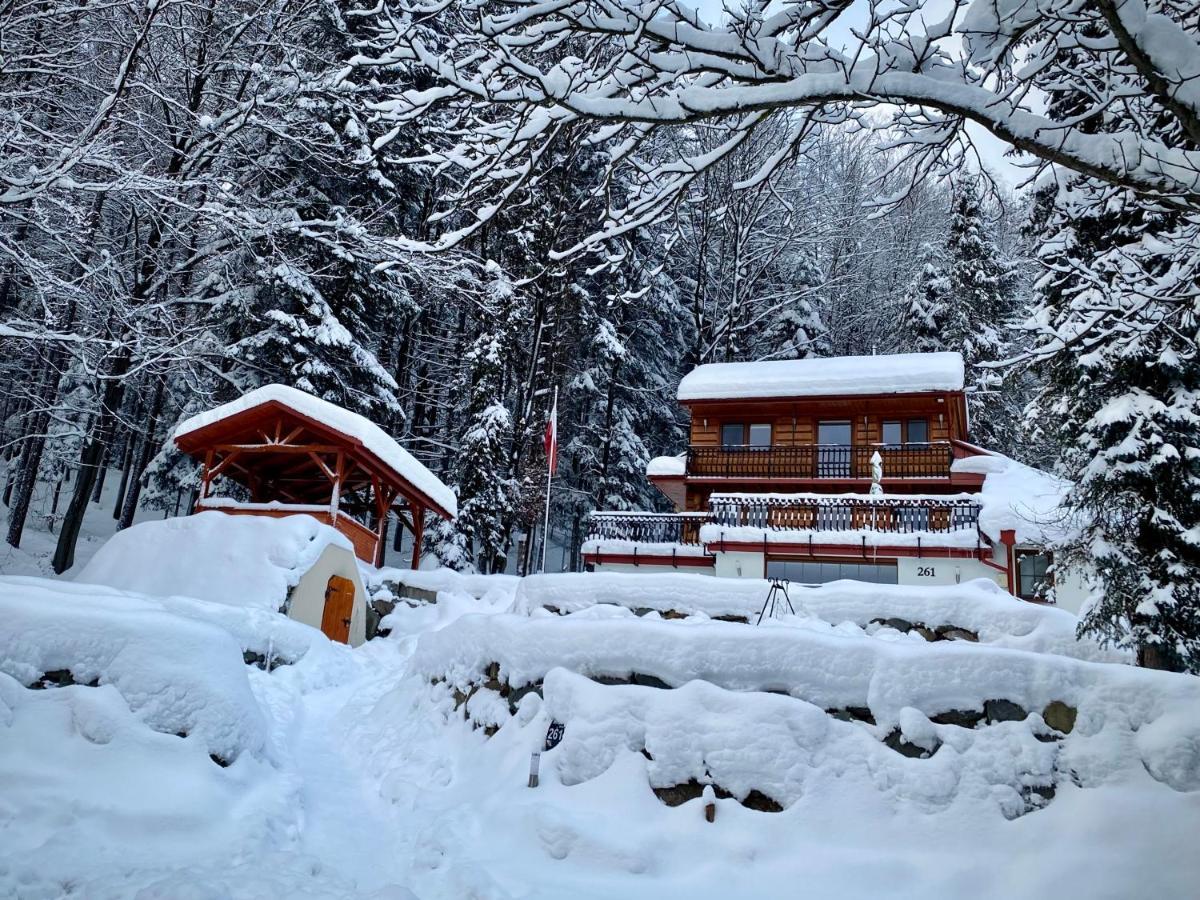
[[686, 394, 962, 447]]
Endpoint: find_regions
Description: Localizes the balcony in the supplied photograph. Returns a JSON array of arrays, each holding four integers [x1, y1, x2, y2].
[[686, 443, 954, 480], [584, 494, 981, 551], [709, 494, 981, 534], [585, 511, 712, 545]]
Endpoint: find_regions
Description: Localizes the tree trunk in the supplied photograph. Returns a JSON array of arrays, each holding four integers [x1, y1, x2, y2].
[[118, 378, 165, 530], [112, 432, 137, 519], [53, 350, 132, 573]]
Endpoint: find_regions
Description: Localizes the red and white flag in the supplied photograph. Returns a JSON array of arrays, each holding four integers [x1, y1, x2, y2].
[[543, 396, 558, 475]]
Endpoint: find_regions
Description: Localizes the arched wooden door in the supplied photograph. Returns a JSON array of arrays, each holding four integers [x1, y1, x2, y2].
[[320, 575, 355, 643]]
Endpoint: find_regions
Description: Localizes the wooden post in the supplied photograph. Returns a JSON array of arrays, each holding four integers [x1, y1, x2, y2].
[[200, 449, 214, 502], [410, 503, 424, 571], [330, 451, 343, 519]]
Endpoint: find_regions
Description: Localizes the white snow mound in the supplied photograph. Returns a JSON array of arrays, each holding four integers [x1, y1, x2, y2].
[[77, 511, 349, 613]]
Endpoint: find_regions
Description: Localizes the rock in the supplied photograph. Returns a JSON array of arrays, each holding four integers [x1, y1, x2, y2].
[[984, 699, 1028, 724], [937, 627, 979, 642], [713, 614, 750, 624], [654, 780, 734, 808], [826, 706, 876, 725], [883, 729, 938, 758], [1042, 700, 1078, 734], [913, 625, 938, 642], [30, 669, 76, 689], [931, 708, 984, 729], [872, 617, 913, 632], [661, 609, 688, 620], [740, 790, 783, 813], [631, 672, 672, 690]]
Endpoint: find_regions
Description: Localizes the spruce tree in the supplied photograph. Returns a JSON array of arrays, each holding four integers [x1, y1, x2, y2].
[[431, 268, 518, 572], [902, 242, 951, 354]]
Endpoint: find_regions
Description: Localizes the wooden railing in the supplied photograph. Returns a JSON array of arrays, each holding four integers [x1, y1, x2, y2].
[[585, 512, 711, 545], [686, 443, 953, 479], [709, 495, 981, 534], [585, 495, 981, 546]]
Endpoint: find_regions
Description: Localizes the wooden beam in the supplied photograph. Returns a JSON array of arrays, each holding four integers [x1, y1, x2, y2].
[[410, 503, 424, 571], [207, 449, 244, 481]]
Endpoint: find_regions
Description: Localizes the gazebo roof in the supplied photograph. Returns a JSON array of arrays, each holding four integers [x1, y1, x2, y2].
[[174, 384, 457, 519]]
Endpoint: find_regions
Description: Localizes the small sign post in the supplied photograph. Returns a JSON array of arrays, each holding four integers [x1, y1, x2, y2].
[[529, 721, 566, 788]]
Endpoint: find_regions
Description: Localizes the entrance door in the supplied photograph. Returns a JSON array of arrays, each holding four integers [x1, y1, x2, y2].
[[321, 575, 355, 643], [817, 420, 852, 477]]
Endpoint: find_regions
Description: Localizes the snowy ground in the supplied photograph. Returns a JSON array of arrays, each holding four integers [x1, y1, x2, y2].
[[3, 514, 1200, 898]]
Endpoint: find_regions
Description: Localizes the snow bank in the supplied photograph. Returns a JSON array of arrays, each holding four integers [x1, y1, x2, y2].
[[175, 383, 457, 517], [77, 511, 349, 613], [677, 351, 964, 401], [366, 564, 521, 603], [410, 612, 1163, 724], [0, 576, 267, 762], [409, 609, 1200, 816], [515, 572, 1116, 660], [646, 453, 686, 476]]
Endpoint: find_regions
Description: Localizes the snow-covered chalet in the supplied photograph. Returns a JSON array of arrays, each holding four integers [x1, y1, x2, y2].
[[582, 352, 1088, 612]]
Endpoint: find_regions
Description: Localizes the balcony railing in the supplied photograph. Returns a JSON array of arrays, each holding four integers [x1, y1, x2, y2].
[[686, 443, 953, 479], [586, 511, 711, 545], [709, 494, 981, 534]]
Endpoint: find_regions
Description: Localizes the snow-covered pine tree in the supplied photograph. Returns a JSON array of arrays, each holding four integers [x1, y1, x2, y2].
[[1019, 17, 1200, 671], [901, 242, 951, 354], [431, 266, 518, 572]]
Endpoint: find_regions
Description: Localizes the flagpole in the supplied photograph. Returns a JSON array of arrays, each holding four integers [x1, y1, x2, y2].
[[540, 387, 557, 573]]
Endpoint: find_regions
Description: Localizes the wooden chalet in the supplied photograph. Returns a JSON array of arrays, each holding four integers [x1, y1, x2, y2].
[[174, 385, 456, 569], [583, 352, 1087, 610]]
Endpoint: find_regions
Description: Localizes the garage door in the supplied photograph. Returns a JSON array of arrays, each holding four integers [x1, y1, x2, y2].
[[767, 558, 898, 585]]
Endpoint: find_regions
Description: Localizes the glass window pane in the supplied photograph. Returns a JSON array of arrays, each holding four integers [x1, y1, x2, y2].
[[907, 419, 928, 443], [882, 421, 902, 444], [749, 423, 772, 447], [721, 423, 744, 446], [818, 421, 852, 445]]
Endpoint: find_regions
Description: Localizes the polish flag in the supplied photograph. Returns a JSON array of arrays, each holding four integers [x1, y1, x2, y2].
[[543, 397, 558, 476]]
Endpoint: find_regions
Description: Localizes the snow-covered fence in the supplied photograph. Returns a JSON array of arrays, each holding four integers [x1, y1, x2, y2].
[[709, 493, 981, 535]]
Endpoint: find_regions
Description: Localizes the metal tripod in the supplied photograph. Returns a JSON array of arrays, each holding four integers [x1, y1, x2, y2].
[[756, 577, 796, 625]]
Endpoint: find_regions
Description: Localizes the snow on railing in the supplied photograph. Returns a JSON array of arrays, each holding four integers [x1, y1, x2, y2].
[[709, 494, 981, 534]]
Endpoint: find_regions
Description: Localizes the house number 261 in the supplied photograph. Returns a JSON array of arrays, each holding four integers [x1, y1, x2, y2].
[[917, 566, 936, 577]]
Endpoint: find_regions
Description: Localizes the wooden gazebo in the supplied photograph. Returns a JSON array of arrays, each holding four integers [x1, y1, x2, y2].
[[173, 385, 456, 569]]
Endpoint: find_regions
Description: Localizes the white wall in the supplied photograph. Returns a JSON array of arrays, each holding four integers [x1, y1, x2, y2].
[[288, 544, 367, 646], [713, 550, 765, 579], [895, 556, 1006, 590]]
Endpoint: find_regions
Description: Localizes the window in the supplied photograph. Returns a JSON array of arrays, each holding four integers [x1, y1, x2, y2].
[[1018, 552, 1052, 600], [882, 421, 902, 444], [907, 418, 929, 443], [767, 557, 898, 585], [818, 421, 852, 445], [748, 423, 772, 447], [722, 423, 772, 446]]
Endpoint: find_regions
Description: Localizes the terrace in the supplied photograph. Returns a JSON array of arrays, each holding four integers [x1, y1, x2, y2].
[[586, 493, 982, 548], [685, 442, 954, 480]]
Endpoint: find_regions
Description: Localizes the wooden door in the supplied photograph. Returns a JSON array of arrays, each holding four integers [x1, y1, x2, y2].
[[321, 575, 355, 644]]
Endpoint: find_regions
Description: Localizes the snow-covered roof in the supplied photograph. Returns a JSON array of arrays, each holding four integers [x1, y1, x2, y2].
[[677, 352, 965, 401], [174, 384, 456, 517], [961, 454, 1076, 547], [646, 454, 686, 477]]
